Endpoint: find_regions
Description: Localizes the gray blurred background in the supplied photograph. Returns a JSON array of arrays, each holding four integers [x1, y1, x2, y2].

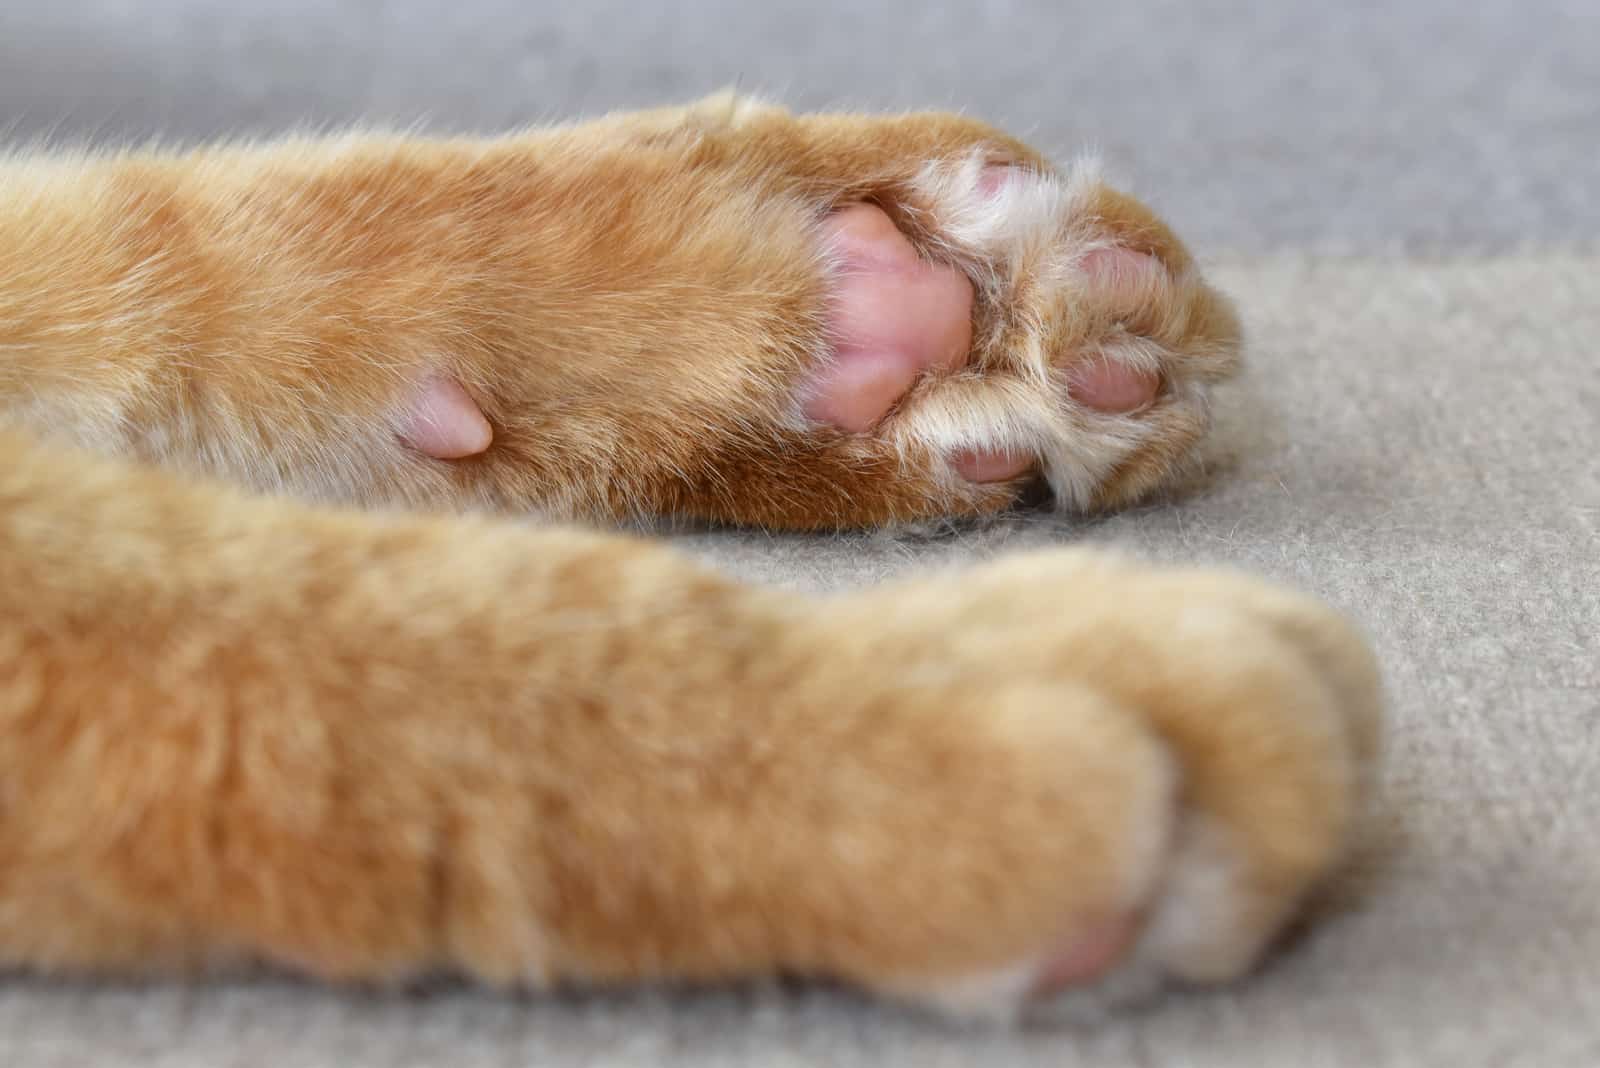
[[3, 0, 1598, 254]]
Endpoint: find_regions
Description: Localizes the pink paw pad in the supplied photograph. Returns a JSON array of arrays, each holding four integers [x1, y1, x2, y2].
[[804, 205, 974, 433], [805, 203, 1023, 483], [1067, 247, 1166, 413]]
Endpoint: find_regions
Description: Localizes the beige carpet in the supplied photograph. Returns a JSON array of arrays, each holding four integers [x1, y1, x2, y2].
[[4, 255, 1596, 1065]]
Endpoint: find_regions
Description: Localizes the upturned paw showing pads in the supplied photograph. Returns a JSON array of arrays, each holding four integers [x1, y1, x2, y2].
[[872, 155, 1242, 512], [685, 105, 1246, 528], [802, 194, 1190, 488]]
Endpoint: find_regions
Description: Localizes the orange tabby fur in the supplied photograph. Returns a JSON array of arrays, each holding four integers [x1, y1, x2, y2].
[[0, 95, 1380, 1023]]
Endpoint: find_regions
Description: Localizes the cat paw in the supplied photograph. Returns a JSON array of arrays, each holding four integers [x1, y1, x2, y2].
[[803, 199, 1167, 482], [390, 107, 1242, 529], [649, 107, 1244, 528], [805, 553, 1380, 1023], [799, 156, 1241, 522]]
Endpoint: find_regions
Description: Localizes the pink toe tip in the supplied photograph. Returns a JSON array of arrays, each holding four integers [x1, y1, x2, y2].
[[1066, 360, 1161, 414], [1032, 915, 1139, 998]]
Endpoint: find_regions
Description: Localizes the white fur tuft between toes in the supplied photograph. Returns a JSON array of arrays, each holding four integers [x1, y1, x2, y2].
[[910, 150, 1107, 263]]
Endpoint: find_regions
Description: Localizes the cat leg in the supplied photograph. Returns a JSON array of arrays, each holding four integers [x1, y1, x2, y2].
[[396, 99, 1244, 527], [0, 431, 1378, 1024], [0, 100, 1237, 528]]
